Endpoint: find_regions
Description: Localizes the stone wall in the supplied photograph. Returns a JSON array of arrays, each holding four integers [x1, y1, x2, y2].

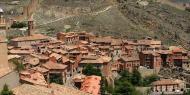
[[0, 71, 20, 90]]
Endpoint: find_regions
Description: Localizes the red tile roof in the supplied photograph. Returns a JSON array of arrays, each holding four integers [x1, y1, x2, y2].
[[138, 39, 161, 46], [121, 56, 139, 62], [9, 49, 31, 55], [142, 50, 160, 56], [42, 61, 67, 70], [30, 54, 49, 60], [62, 56, 70, 63], [111, 39, 123, 46], [30, 66, 49, 73], [13, 83, 91, 95], [80, 59, 103, 64], [49, 53, 62, 60], [152, 79, 180, 86], [23, 57, 40, 66], [80, 75, 101, 95], [11, 34, 48, 42], [20, 70, 48, 86]]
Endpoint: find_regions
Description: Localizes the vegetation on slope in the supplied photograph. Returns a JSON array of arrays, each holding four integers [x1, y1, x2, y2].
[[117, 0, 190, 48], [35, 0, 190, 49]]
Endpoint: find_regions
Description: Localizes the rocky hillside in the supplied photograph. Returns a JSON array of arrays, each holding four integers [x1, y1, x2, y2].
[[117, 0, 190, 49], [34, 0, 190, 49]]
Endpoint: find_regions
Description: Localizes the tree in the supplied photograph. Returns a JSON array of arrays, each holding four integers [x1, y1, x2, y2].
[[82, 64, 102, 76], [114, 80, 140, 95], [12, 59, 24, 72], [119, 70, 132, 82], [143, 74, 159, 86], [112, 70, 142, 95], [11, 22, 27, 28], [131, 69, 142, 86], [49, 73, 63, 85], [0, 84, 13, 95], [185, 90, 190, 95], [101, 77, 112, 95]]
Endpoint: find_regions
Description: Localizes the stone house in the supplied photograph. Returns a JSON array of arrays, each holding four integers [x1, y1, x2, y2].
[[151, 79, 185, 95], [10, 34, 49, 47], [139, 50, 162, 73], [118, 56, 140, 72], [42, 61, 68, 84]]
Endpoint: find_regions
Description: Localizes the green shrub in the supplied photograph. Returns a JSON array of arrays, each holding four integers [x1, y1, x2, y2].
[[142, 74, 159, 86], [11, 59, 24, 72], [11, 22, 27, 28], [0, 84, 13, 95]]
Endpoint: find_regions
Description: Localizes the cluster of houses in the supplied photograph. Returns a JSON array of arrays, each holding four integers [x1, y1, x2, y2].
[[0, 1, 188, 95], [0, 19, 188, 95]]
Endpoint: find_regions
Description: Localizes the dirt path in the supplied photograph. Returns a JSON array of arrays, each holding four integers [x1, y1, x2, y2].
[[157, 0, 185, 10], [37, 5, 114, 27]]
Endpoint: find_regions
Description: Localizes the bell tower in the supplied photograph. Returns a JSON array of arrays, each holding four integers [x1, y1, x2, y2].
[[28, 19, 34, 36], [28, 14, 34, 36]]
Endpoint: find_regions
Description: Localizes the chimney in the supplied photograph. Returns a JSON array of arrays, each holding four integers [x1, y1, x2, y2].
[[28, 19, 34, 36]]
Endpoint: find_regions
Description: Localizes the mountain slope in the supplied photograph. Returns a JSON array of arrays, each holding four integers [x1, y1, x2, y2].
[[34, 0, 190, 49], [117, 0, 190, 48]]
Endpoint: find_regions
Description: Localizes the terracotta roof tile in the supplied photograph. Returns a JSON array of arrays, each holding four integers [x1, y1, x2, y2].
[[141, 50, 160, 56], [31, 54, 49, 60], [80, 59, 103, 64], [80, 76, 101, 95], [9, 49, 31, 55], [62, 56, 70, 63], [111, 39, 122, 46], [52, 49, 68, 54], [100, 56, 112, 63], [152, 79, 180, 86], [121, 56, 140, 62], [30, 66, 49, 73], [8, 55, 21, 60], [42, 61, 67, 70], [20, 70, 48, 86], [81, 55, 99, 60], [49, 53, 62, 60], [23, 57, 40, 66], [11, 34, 48, 42], [13, 83, 91, 95]]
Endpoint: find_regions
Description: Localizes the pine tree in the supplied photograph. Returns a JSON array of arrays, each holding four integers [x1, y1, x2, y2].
[[0, 84, 13, 95]]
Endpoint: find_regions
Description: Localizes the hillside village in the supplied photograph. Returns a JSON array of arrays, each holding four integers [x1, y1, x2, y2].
[[0, 0, 189, 95]]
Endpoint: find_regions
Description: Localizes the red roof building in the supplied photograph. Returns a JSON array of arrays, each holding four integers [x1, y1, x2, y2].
[[80, 75, 101, 95], [139, 50, 162, 73]]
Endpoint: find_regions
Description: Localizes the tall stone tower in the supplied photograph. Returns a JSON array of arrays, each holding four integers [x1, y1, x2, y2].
[[0, 30, 9, 70], [0, 8, 8, 71], [28, 19, 34, 36]]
